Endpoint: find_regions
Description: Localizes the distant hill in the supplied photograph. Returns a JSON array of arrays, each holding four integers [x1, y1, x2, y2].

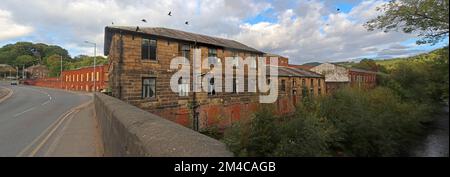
[[302, 62, 322, 67], [375, 47, 448, 70]]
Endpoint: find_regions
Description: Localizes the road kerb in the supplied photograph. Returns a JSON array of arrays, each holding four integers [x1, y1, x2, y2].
[[0, 86, 13, 104], [16, 101, 93, 157]]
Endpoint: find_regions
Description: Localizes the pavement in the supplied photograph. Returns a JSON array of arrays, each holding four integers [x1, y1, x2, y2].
[[0, 81, 103, 157]]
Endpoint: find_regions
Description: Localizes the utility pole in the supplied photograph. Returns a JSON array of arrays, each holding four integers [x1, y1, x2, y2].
[[60, 55, 63, 89], [85, 41, 97, 92]]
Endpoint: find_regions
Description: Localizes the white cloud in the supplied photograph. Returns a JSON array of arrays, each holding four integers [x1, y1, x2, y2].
[[0, 0, 441, 62], [232, 0, 421, 64], [0, 9, 33, 40]]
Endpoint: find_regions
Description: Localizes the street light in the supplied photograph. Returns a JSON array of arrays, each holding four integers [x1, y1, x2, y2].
[[84, 41, 97, 92]]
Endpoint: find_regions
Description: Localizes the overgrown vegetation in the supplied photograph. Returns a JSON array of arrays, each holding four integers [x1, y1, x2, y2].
[[223, 87, 432, 157], [223, 47, 448, 157]]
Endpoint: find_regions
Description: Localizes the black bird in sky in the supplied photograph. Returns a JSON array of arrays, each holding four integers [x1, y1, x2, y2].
[[337, 8, 340, 11], [185, 21, 189, 25], [136, 26, 140, 32], [111, 22, 114, 25], [168, 11, 172, 16], [142, 19, 147, 23]]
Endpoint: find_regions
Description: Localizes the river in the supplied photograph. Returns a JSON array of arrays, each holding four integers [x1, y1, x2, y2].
[[409, 105, 449, 157]]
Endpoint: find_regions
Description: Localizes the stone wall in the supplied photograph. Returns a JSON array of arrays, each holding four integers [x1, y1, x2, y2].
[[93, 92, 233, 157]]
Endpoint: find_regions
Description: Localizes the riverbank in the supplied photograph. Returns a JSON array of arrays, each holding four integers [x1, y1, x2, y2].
[[410, 105, 449, 157]]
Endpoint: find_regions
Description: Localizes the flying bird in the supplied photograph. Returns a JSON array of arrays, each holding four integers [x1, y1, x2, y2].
[[142, 19, 147, 23], [112, 22, 114, 25], [185, 21, 189, 25], [168, 11, 172, 16], [136, 26, 140, 32], [337, 8, 340, 11]]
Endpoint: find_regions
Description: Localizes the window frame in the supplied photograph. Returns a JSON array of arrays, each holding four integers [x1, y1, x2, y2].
[[142, 77, 156, 99], [142, 38, 157, 60]]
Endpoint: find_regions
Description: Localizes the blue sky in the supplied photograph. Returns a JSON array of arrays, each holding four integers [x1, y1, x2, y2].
[[0, 0, 448, 64]]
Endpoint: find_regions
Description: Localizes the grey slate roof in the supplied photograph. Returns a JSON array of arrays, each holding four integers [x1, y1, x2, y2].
[[266, 66, 323, 78], [105, 26, 262, 55], [349, 68, 379, 74]]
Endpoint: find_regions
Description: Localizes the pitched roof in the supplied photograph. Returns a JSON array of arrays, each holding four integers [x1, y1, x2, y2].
[[104, 26, 263, 55], [288, 64, 314, 70], [267, 66, 323, 78], [349, 68, 379, 74]]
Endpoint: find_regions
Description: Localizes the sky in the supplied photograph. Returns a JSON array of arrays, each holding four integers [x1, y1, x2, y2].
[[0, 0, 448, 64]]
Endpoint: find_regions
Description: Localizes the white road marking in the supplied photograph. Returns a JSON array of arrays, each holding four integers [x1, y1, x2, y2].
[[13, 107, 36, 117], [11, 86, 53, 117]]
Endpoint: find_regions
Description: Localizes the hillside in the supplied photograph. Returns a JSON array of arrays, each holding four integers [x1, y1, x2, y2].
[[375, 47, 449, 70]]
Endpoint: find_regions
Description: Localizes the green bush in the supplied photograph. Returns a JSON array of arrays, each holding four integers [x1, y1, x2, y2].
[[223, 105, 279, 157], [323, 87, 428, 156], [223, 86, 431, 157]]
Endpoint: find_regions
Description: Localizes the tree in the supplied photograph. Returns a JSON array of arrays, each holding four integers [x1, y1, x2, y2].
[[46, 55, 64, 77], [365, 0, 449, 45], [353, 59, 379, 71], [16, 55, 37, 67]]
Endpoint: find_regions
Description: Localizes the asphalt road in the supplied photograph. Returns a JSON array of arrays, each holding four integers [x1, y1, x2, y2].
[[0, 82, 91, 156]]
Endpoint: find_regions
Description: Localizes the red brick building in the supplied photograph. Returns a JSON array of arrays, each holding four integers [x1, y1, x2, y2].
[[25, 64, 50, 79], [24, 65, 109, 92], [104, 26, 325, 130], [348, 68, 377, 89], [61, 65, 109, 92]]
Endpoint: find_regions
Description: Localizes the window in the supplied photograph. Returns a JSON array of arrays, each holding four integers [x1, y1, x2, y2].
[[91, 72, 94, 81], [77, 74, 79, 82], [86, 73, 89, 81], [81, 74, 84, 82], [293, 79, 296, 88], [142, 38, 157, 60], [302, 79, 306, 86], [208, 48, 220, 65], [180, 44, 190, 61], [250, 54, 257, 69], [208, 48, 217, 57], [232, 51, 239, 67], [310, 79, 314, 96], [281, 80, 286, 92], [208, 77, 216, 95], [318, 79, 321, 87], [232, 78, 237, 93], [96, 72, 99, 81], [178, 77, 189, 97], [142, 78, 156, 98]]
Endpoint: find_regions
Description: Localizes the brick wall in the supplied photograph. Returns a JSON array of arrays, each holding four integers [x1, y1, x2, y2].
[[61, 65, 109, 92], [349, 70, 377, 89], [107, 32, 326, 130], [24, 65, 109, 92]]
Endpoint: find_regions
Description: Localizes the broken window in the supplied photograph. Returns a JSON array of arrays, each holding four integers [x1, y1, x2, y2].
[[142, 38, 157, 60], [142, 77, 156, 98]]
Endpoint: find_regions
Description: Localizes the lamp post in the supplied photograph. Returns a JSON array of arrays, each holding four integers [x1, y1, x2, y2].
[[85, 41, 97, 92], [60, 55, 63, 89]]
